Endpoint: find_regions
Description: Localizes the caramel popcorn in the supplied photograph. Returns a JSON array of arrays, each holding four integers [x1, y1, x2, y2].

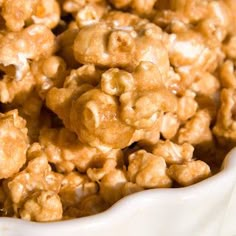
[[151, 140, 194, 165], [127, 150, 172, 188], [213, 88, 236, 146], [19, 190, 63, 222], [167, 160, 211, 186], [39, 127, 123, 173], [177, 109, 213, 145], [6, 143, 62, 210], [0, 24, 56, 81], [2, 0, 60, 31], [73, 21, 170, 75], [0, 110, 28, 179], [0, 0, 234, 222]]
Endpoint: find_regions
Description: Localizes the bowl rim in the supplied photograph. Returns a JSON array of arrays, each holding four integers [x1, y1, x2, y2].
[[1, 147, 236, 229]]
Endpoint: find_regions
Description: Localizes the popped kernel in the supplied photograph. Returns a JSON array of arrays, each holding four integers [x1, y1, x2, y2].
[[127, 150, 172, 188], [213, 88, 236, 146], [177, 110, 213, 146], [0, 110, 28, 179], [6, 143, 63, 209], [0, 24, 55, 80], [167, 160, 211, 186], [151, 140, 194, 165], [73, 21, 170, 75], [20, 190, 63, 222]]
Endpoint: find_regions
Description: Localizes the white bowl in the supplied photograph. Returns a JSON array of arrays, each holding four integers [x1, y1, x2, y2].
[[1, 148, 236, 236]]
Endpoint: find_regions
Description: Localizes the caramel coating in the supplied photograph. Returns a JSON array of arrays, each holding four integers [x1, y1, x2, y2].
[[100, 169, 127, 204], [75, 1, 109, 27], [46, 62, 178, 150], [31, 56, 67, 99], [39, 128, 123, 173], [127, 150, 172, 188], [0, 73, 36, 104], [7, 143, 63, 209], [73, 21, 170, 76], [177, 110, 213, 145], [213, 88, 236, 146], [0, 24, 55, 80], [20, 190, 63, 222], [59, 172, 98, 209], [0, 110, 28, 179], [167, 160, 211, 186], [2, 0, 60, 31], [151, 140, 194, 165]]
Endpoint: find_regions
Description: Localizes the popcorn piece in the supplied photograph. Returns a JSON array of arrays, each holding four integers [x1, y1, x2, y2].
[[73, 21, 170, 76], [31, 0, 60, 29], [127, 150, 172, 188], [103, 62, 177, 129], [0, 24, 56, 80], [39, 128, 123, 173], [196, 1, 233, 42], [0, 110, 28, 179], [2, 0, 60, 31], [7, 143, 63, 207], [100, 169, 127, 204], [213, 88, 236, 145], [167, 30, 220, 74], [156, 0, 232, 41], [2, 0, 38, 31], [152, 140, 194, 165], [167, 160, 211, 186], [46, 64, 103, 127], [75, 1, 109, 27], [0, 73, 36, 104], [178, 110, 213, 145], [70, 88, 135, 150], [20, 190, 63, 222]]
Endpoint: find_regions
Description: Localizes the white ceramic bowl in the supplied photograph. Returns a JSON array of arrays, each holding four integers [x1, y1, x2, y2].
[[1, 148, 236, 236]]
